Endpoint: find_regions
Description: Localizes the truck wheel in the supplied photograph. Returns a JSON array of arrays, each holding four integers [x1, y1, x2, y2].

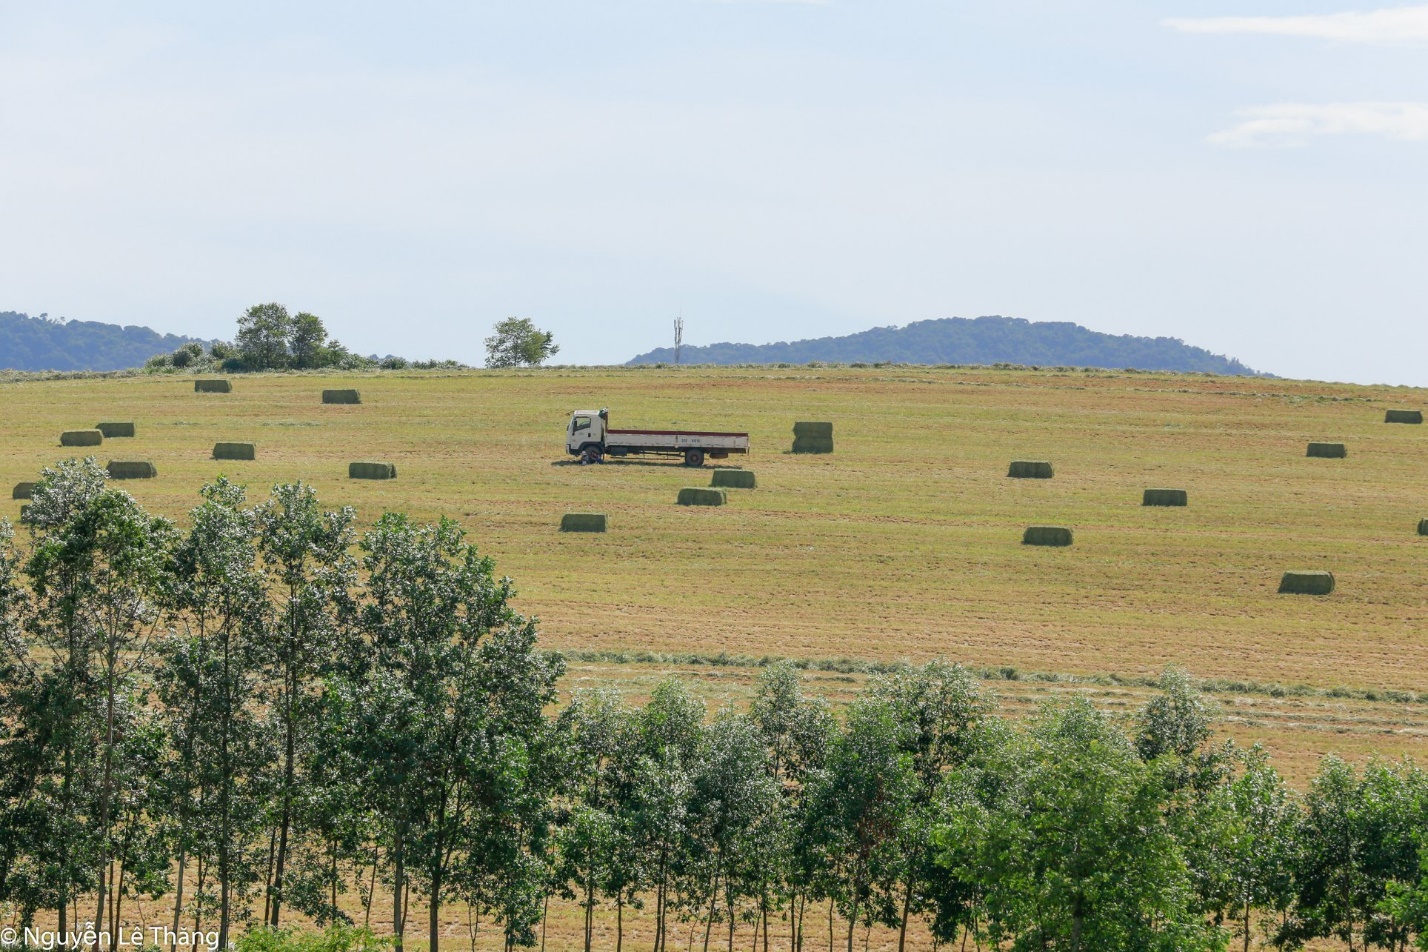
[[683, 449, 705, 467], [582, 446, 603, 465]]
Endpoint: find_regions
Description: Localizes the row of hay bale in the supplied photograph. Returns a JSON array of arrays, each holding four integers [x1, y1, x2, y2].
[[560, 466, 760, 531], [192, 380, 363, 405]]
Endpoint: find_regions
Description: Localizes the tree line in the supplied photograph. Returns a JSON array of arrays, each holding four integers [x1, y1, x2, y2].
[[2, 462, 1426, 952]]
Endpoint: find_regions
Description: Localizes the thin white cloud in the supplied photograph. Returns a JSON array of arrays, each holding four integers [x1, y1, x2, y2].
[[1167, 5, 1428, 43], [1209, 102, 1428, 147]]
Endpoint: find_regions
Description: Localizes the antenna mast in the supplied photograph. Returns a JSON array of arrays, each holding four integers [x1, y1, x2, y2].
[[674, 314, 684, 365]]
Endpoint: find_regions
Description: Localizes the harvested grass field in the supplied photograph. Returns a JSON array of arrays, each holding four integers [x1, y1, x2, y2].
[[4, 364, 1428, 779]]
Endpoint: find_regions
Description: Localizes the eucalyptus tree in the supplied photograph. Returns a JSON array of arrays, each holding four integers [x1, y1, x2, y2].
[[801, 695, 916, 952], [24, 458, 176, 948], [629, 679, 705, 952], [686, 711, 781, 952], [255, 482, 357, 928], [748, 662, 834, 952], [1282, 756, 1426, 951], [936, 698, 1224, 952], [0, 515, 45, 922], [335, 513, 561, 952], [864, 662, 991, 952], [1216, 747, 1299, 952], [158, 479, 273, 950]]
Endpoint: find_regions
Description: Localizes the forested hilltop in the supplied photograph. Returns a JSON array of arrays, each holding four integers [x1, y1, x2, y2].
[[0, 311, 206, 372], [628, 316, 1265, 375]]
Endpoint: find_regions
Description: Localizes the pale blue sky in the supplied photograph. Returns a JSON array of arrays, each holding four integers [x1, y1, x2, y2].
[[2, 2, 1424, 382]]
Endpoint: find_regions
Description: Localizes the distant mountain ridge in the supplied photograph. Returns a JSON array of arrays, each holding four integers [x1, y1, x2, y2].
[[627, 316, 1265, 376], [0, 311, 206, 372]]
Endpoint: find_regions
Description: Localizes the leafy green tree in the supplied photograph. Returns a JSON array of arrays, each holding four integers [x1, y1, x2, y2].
[[336, 513, 562, 952], [24, 460, 176, 950], [937, 698, 1225, 951], [484, 318, 559, 368], [158, 479, 272, 950], [631, 680, 706, 952], [237, 303, 296, 371], [803, 695, 916, 952], [290, 313, 329, 369], [749, 663, 834, 952], [256, 483, 358, 928], [1190, 746, 1299, 952], [865, 662, 991, 951]]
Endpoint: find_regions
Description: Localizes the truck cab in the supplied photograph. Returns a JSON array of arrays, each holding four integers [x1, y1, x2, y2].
[[567, 409, 609, 460]]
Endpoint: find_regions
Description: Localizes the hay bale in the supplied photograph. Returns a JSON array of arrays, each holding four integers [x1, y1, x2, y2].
[[711, 470, 756, 489], [1143, 488, 1188, 507], [1008, 460, 1054, 479], [12, 482, 35, 501], [792, 437, 834, 454], [1022, 525, 1073, 547], [677, 487, 726, 506], [1418, 518, 1428, 537], [1385, 409, 1423, 424], [107, 461, 157, 480], [1306, 442, 1346, 458], [96, 422, 136, 438], [793, 421, 833, 439], [349, 461, 397, 480], [792, 421, 834, 454], [323, 389, 362, 405], [1279, 571, 1335, 595], [213, 442, 256, 461], [560, 513, 608, 532], [60, 429, 103, 447], [18, 505, 31, 524], [195, 379, 232, 394]]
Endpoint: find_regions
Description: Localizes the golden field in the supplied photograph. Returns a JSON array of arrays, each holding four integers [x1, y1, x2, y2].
[[3, 364, 1428, 782]]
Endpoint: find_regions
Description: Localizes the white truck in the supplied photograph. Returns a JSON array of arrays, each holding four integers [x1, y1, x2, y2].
[[566, 409, 750, 466]]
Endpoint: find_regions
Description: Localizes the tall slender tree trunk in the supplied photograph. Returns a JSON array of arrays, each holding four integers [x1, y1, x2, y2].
[[393, 827, 406, 952], [95, 662, 118, 948], [171, 849, 186, 952], [270, 675, 296, 928], [703, 866, 722, 952], [897, 882, 912, 952], [617, 897, 624, 952]]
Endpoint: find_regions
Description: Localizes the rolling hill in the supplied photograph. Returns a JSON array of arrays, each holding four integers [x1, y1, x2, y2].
[[0, 310, 205, 372], [628, 315, 1265, 375]]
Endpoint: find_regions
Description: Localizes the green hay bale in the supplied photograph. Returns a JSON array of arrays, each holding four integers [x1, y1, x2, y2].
[[793, 421, 833, 439], [560, 513, 608, 532], [677, 487, 726, 507], [711, 469, 756, 489], [323, 389, 362, 405], [1306, 442, 1346, 458], [195, 379, 232, 393], [60, 429, 103, 447], [792, 437, 834, 454], [107, 461, 157, 480], [1385, 409, 1423, 424], [1022, 525, 1073, 547], [18, 505, 31, 524], [12, 482, 35, 501], [1142, 488, 1188, 507], [1278, 571, 1335, 595], [349, 461, 397, 480], [1008, 460, 1054, 479], [213, 442, 256, 461], [1418, 518, 1428, 537], [96, 422, 136, 438]]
